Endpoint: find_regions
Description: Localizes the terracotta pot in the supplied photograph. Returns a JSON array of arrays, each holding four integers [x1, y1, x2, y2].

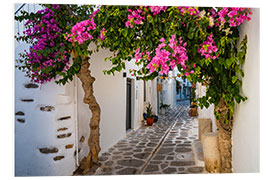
[[189, 107, 198, 117], [146, 118, 154, 126]]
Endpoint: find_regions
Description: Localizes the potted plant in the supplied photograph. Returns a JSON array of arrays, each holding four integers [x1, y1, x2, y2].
[[189, 101, 198, 117], [146, 103, 154, 126], [160, 103, 170, 115], [189, 84, 198, 117]]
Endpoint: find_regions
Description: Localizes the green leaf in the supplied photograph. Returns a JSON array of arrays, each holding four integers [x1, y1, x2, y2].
[[232, 76, 237, 84], [226, 58, 233, 68], [123, 29, 128, 37]]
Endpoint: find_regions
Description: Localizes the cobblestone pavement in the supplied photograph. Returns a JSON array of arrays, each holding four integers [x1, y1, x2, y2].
[[92, 101, 205, 175]]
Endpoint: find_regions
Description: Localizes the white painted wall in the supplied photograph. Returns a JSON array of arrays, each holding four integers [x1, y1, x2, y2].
[[232, 8, 260, 173], [15, 4, 77, 176]]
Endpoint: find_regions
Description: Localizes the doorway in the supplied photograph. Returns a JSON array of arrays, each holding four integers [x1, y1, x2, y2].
[[126, 78, 132, 131]]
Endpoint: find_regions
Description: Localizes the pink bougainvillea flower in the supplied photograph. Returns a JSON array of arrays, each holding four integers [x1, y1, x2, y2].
[[198, 33, 219, 60], [145, 35, 189, 75], [125, 7, 145, 28]]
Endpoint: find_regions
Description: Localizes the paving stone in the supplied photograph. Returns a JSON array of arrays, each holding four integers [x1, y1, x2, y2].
[[144, 164, 159, 172], [177, 144, 191, 147], [115, 166, 123, 169], [170, 161, 195, 166], [157, 148, 174, 154], [99, 156, 108, 161], [144, 148, 153, 152], [147, 143, 157, 147], [162, 143, 175, 147], [119, 147, 133, 151], [112, 151, 122, 155], [123, 152, 133, 155], [150, 161, 163, 164], [178, 167, 185, 171], [117, 159, 145, 167], [126, 156, 135, 159], [153, 155, 165, 160], [176, 152, 194, 162], [187, 167, 204, 173], [163, 167, 177, 174], [108, 148, 115, 152], [160, 163, 169, 169], [175, 148, 192, 153], [101, 167, 112, 173], [114, 145, 127, 148], [116, 168, 138, 175], [112, 156, 121, 160], [138, 143, 146, 146], [133, 149, 143, 152], [166, 156, 174, 160], [134, 153, 150, 160], [105, 161, 114, 166]]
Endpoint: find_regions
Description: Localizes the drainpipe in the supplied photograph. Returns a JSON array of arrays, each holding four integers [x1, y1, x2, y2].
[[74, 77, 79, 167]]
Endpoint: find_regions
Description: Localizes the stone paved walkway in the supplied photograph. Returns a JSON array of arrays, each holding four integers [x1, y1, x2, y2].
[[91, 101, 205, 175]]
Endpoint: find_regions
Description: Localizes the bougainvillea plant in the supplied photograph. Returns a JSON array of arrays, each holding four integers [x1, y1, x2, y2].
[[15, 4, 252, 174]]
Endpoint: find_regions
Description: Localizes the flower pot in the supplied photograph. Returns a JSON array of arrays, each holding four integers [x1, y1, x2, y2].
[[146, 117, 154, 126], [189, 106, 198, 117]]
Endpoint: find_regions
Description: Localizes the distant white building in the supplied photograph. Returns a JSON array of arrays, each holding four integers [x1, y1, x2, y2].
[[175, 76, 192, 101]]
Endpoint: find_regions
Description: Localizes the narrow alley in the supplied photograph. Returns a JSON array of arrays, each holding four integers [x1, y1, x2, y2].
[[85, 100, 205, 175]]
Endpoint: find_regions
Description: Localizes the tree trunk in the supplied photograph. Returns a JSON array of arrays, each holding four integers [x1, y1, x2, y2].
[[72, 50, 101, 175], [214, 98, 233, 173]]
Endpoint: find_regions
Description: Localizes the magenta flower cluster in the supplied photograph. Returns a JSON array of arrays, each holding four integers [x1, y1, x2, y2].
[[149, 6, 168, 15], [134, 48, 150, 63], [99, 28, 107, 41], [65, 19, 96, 44], [66, 9, 106, 44], [22, 7, 68, 84], [125, 8, 145, 28], [198, 33, 219, 60], [145, 35, 189, 75], [217, 8, 252, 27], [178, 7, 200, 16]]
